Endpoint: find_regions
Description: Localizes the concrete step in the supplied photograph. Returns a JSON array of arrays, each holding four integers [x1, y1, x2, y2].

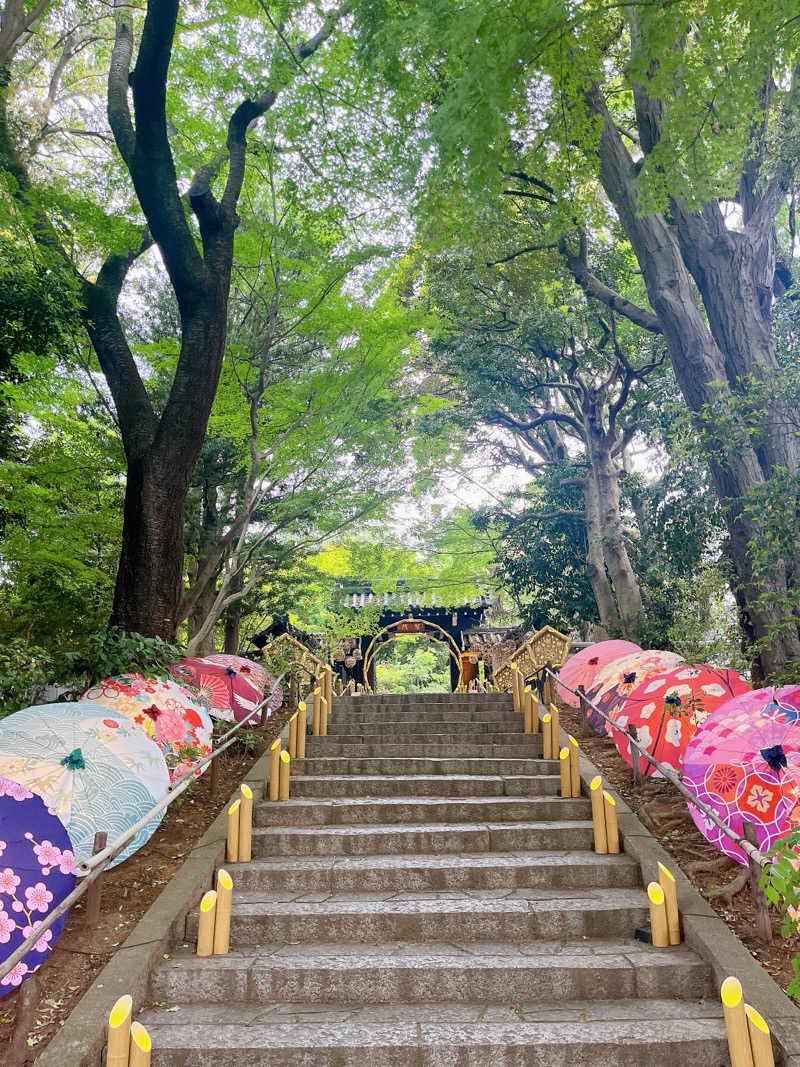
[[151, 941, 711, 1004], [330, 707, 520, 725], [292, 756, 558, 777], [326, 718, 512, 736], [186, 889, 648, 944], [335, 693, 513, 706], [255, 796, 590, 827], [302, 742, 543, 758], [227, 850, 641, 892], [307, 731, 530, 747], [289, 774, 561, 798], [251, 820, 595, 857], [139, 999, 728, 1066]]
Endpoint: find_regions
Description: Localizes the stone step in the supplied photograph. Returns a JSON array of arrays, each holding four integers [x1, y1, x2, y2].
[[289, 774, 561, 798], [292, 756, 558, 777], [251, 820, 594, 857], [302, 742, 543, 758], [326, 718, 514, 736], [330, 707, 521, 725], [139, 999, 728, 1066], [255, 796, 590, 827], [151, 941, 711, 1005], [335, 692, 512, 706], [307, 730, 530, 747], [186, 889, 648, 944], [227, 850, 641, 892]]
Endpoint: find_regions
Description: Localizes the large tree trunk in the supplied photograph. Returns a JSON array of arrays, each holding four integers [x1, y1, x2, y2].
[[583, 473, 622, 631]]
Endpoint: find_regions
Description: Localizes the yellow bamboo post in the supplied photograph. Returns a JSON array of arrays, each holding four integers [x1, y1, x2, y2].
[[129, 1021, 152, 1067], [559, 747, 571, 797], [105, 994, 132, 1067], [721, 977, 755, 1067], [297, 700, 307, 758], [269, 738, 281, 801], [549, 702, 560, 754], [568, 736, 580, 797], [512, 669, 521, 712], [541, 713, 552, 759], [745, 1004, 776, 1067], [603, 791, 620, 854], [288, 711, 299, 758], [213, 868, 233, 955], [529, 687, 540, 732], [324, 668, 333, 714], [590, 775, 607, 853], [648, 882, 669, 948], [319, 696, 329, 736], [278, 750, 291, 800], [312, 687, 322, 734], [523, 686, 533, 733], [658, 862, 680, 945], [196, 890, 217, 957], [238, 783, 253, 862], [226, 799, 240, 863]]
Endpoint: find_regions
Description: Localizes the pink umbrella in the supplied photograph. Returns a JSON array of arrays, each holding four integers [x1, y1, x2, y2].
[[205, 655, 267, 693], [682, 686, 800, 865], [557, 640, 641, 706], [609, 664, 751, 777], [584, 650, 683, 734], [169, 657, 263, 724]]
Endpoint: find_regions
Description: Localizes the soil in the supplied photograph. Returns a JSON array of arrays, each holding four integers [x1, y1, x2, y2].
[[0, 705, 293, 1064], [557, 700, 800, 999]]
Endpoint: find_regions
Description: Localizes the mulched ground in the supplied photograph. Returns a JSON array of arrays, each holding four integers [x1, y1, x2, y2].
[[0, 705, 293, 1064], [557, 700, 800, 996]]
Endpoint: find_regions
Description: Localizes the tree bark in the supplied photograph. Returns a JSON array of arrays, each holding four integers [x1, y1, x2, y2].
[[583, 472, 622, 632]]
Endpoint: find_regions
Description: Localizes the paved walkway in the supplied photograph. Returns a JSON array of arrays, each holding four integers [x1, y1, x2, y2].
[[138, 691, 729, 1064]]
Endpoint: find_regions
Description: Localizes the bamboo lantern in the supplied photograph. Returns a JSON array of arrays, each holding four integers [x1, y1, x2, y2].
[[129, 1021, 152, 1067], [319, 696, 329, 736], [312, 687, 322, 735], [512, 670, 521, 712], [541, 714, 552, 759], [647, 882, 669, 948], [548, 702, 560, 753], [529, 687, 540, 733], [268, 738, 281, 801], [196, 890, 217, 957], [213, 868, 233, 955], [745, 1004, 775, 1067], [297, 700, 307, 759], [279, 750, 291, 800], [105, 994, 132, 1067], [721, 977, 755, 1067], [523, 686, 533, 733], [324, 668, 333, 712], [559, 747, 571, 797], [603, 791, 620, 854], [238, 783, 253, 863], [226, 798, 240, 863], [590, 775, 607, 853], [568, 736, 580, 797], [288, 711, 299, 758], [658, 861, 680, 945]]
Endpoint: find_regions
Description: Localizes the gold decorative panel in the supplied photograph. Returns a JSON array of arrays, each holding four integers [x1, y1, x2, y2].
[[264, 633, 326, 682], [493, 626, 570, 692]]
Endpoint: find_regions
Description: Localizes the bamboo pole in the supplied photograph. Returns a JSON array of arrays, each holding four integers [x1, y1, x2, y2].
[[196, 890, 217, 957], [721, 977, 755, 1067], [541, 713, 552, 759], [312, 687, 322, 735], [603, 791, 620, 854], [568, 736, 580, 797], [279, 750, 291, 800], [226, 799, 240, 864], [745, 1004, 775, 1067], [548, 702, 560, 754], [523, 686, 533, 733], [512, 669, 521, 712], [105, 994, 132, 1067], [238, 784, 253, 863], [529, 687, 540, 733], [213, 868, 233, 955], [297, 700, 307, 758], [319, 696, 329, 736], [129, 1021, 152, 1067], [648, 882, 669, 948], [658, 861, 680, 945], [268, 738, 281, 800], [324, 668, 333, 713], [590, 775, 607, 853], [559, 747, 571, 798], [288, 711, 298, 758]]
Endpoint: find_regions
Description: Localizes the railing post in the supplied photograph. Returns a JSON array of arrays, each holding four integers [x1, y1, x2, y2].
[[85, 830, 108, 926], [544, 661, 554, 704], [743, 821, 773, 944], [628, 724, 645, 787]]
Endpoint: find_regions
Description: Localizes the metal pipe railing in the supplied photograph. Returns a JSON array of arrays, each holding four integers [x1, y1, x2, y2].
[[0, 670, 288, 980]]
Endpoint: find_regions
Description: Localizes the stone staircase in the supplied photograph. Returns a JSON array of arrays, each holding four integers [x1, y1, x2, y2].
[[139, 691, 730, 1065]]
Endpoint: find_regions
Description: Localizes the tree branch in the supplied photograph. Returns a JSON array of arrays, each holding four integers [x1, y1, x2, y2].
[[486, 242, 558, 267]]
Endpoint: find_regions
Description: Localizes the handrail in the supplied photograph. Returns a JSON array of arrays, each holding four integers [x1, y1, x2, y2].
[[0, 670, 288, 981], [539, 666, 769, 870]]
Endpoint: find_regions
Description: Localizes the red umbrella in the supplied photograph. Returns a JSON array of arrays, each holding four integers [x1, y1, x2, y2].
[[205, 654, 267, 694], [557, 640, 641, 707], [609, 663, 751, 777], [169, 657, 263, 724], [584, 650, 684, 734]]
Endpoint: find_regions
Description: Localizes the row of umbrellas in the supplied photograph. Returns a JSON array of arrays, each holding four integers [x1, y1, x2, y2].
[[0, 653, 282, 994], [559, 640, 800, 867]]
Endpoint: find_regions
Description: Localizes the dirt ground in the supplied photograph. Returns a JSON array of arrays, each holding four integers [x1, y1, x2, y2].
[[557, 700, 800, 996], [0, 705, 292, 1063]]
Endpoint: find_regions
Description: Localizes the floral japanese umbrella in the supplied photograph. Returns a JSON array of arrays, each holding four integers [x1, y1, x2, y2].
[[81, 674, 213, 781], [609, 663, 751, 777], [584, 650, 684, 734], [169, 657, 263, 724], [557, 640, 641, 707], [0, 776, 76, 995], [205, 655, 283, 715], [0, 704, 169, 868], [682, 686, 800, 865]]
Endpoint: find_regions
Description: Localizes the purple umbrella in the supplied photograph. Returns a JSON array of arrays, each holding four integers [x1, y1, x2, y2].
[[0, 776, 75, 994]]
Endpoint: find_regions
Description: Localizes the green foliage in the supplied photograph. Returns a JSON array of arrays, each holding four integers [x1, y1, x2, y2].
[[760, 828, 800, 997], [374, 635, 451, 693], [0, 639, 55, 719]]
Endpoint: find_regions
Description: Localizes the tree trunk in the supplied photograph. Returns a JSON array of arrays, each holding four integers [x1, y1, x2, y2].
[[223, 568, 244, 653], [590, 441, 643, 633], [583, 473, 622, 631]]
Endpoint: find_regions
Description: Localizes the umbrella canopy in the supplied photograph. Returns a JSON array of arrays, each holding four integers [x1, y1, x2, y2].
[[610, 664, 751, 777], [584, 650, 684, 734], [557, 640, 641, 707], [81, 674, 213, 781], [682, 686, 800, 865], [0, 776, 75, 995], [0, 704, 169, 868], [169, 657, 263, 724], [205, 655, 283, 715]]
